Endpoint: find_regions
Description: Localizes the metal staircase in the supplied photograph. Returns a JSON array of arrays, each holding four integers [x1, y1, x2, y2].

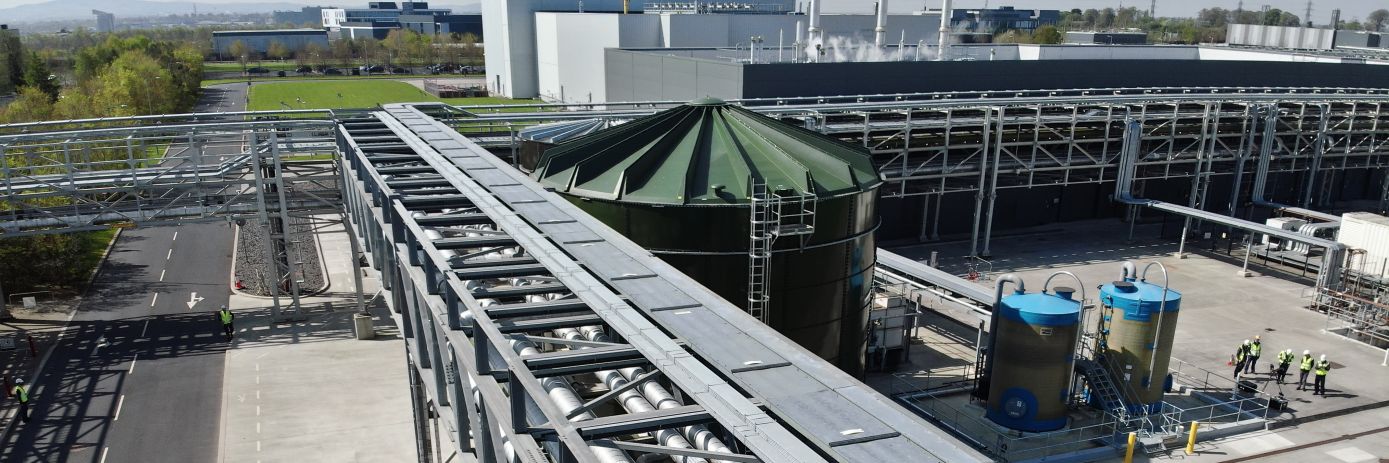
[[1076, 358, 1128, 420], [747, 178, 817, 323]]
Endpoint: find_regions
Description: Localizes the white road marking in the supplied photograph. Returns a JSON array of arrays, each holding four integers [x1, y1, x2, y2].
[[186, 292, 204, 310], [99, 447, 109, 463], [159, 269, 166, 281], [256, 441, 261, 452], [129, 354, 138, 373], [256, 422, 261, 434], [166, 249, 172, 260], [255, 375, 260, 385], [140, 320, 149, 338], [256, 405, 261, 416], [172, 231, 178, 241], [255, 363, 259, 371], [150, 293, 158, 307], [256, 390, 260, 400], [114, 395, 125, 420]]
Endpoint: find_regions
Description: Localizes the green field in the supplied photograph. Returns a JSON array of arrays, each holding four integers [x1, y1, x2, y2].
[[202, 73, 452, 86], [246, 80, 540, 111]]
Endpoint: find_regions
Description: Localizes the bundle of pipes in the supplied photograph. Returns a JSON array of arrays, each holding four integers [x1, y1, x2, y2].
[[397, 187, 736, 463]]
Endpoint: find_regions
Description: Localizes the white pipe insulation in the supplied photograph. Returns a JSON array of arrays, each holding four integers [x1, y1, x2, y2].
[[937, 0, 953, 61], [560, 326, 735, 461], [874, 0, 889, 48], [807, 0, 822, 45]]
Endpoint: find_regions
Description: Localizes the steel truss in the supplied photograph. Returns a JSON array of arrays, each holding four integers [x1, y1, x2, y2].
[[0, 116, 345, 317], [337, 104, 985, 463], [443, 87, 1389, 257]]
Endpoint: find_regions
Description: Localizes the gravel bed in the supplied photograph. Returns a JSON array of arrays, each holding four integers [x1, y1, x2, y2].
[[234, 216, 326, 296]]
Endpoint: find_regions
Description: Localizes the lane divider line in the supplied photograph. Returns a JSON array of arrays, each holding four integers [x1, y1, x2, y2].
[[129, 354, 138, 374], [150, 293, 158, 308], [114, 395, 125, 421], [100, 447, 109, 463], [166, 249, 172, 260]]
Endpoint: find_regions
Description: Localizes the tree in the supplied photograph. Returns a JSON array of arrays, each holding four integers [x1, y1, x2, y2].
[[1033, 25, 1063, 44], [267, 41, 291, 61], [1, 86, 55, 123], [228, 39, 250, 71], [94, 50, 177, 116], [993, 30, 1032, 44], [1369, 9, 1389, 31], [301, 42, 327, 70], [22, 52, 60, 101]]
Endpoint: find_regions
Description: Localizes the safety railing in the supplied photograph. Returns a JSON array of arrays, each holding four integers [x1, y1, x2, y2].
[[890, 374, 1127, 462], [1168, 358, 1278, 423]]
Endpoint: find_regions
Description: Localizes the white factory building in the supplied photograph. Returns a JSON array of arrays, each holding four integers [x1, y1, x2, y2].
[[482, 0, 944, 102]]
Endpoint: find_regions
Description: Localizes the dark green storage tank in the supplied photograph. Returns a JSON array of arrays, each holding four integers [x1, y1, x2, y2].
[[532, 98, 882, 375]]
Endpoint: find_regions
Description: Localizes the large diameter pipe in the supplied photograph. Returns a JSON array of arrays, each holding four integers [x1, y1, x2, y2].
[[566, 325, 735, 461], [874, 0, 889, 48], [980, 274, 1024, 401], [807, 0, 822, 44], [936, 0, 953, 61]]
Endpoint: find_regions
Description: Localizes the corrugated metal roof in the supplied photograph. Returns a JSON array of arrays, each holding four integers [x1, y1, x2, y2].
[[516, 118, 610, 144], [532, 98, 881, 205]]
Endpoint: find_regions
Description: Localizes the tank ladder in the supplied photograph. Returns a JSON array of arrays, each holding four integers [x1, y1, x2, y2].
[[1076, 358, 1128, 421], [747, 179, 817, 323]]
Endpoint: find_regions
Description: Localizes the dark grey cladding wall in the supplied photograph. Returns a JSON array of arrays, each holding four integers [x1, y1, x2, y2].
[[740, 60, 1389, 99]]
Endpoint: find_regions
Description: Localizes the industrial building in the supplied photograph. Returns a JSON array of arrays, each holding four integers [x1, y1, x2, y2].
[[92, 9, 115, 33], [322, 2, 480, 40], [1227, 23, 1389, 53], [273, 6, 330, 27], [602, 43, 1389, 102], [947, 6, 1059, 34], [211, 29, 331, 60], [1064, 31, 1148, 45]]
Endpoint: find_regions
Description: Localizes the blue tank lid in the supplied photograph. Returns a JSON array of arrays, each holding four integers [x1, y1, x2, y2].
[[1100, 279, 1181, 322], [998, 289, 1082, 327]]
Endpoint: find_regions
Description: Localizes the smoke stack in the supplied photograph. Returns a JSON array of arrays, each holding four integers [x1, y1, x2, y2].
[[936, 0, 952, 61], [795, 20, 804, 61], [874, 0, 889, 47], [808, 0, 822, 45]]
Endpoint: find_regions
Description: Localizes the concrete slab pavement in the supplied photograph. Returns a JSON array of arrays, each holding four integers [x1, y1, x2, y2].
[[220, 213, 415, 462]]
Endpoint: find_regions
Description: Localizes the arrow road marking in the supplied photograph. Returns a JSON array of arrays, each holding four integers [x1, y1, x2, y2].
[[186, 292, 205, 310]]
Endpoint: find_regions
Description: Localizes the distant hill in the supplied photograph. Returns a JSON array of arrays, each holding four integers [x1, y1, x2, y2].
[[1, 0, 483, 23], [0, 0, 308, 23]]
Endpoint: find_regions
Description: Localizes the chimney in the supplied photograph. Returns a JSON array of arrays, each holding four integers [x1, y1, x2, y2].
[[874, 0, 889, 47]]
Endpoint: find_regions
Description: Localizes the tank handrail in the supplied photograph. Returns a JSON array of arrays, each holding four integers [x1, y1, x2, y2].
[[1042, 270, 1087, 410], [1139, 261, 1173, 404]]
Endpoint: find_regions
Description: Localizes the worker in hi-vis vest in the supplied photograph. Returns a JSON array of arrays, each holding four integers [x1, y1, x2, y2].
[[218, 305, 235, 341], [1314, 355, 1332, 396], [13, 378, 29, 424], [1297, 350, 1314, 391], [1245, 336, 1262, 374]]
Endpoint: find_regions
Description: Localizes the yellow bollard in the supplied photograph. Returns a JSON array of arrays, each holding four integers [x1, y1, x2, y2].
[[1185, 421, 1200, 455], [1124, 431, 1137, 463]]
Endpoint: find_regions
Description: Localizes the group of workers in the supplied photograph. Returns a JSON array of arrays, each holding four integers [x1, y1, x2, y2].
[[1232, 336, 1333, 396]]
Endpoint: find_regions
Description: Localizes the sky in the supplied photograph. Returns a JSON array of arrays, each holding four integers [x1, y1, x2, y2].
[[0, 0, 1378, 23]]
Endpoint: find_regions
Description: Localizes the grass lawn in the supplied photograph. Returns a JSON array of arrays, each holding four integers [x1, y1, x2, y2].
[[247, 80, 540, 111], [77, 229, 119, 280], [202, 73, 452, 86]]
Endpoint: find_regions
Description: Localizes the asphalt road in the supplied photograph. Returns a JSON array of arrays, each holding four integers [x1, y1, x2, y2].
[[0, 86, 247, 463]]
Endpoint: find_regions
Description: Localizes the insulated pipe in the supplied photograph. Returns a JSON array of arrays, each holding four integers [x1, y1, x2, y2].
[[1139, 262, 1170, 393], [565, 325, 736, 461], [807, 0, 822, 45], [1249, 107, 1340, 222], [794, 20, 804, 62], [936, 0, 953, 61], [553, 327, 712, 463], [1041, 271, 1087, 407], [874, 0, 889, 48], [980, 274, 1024, 400]]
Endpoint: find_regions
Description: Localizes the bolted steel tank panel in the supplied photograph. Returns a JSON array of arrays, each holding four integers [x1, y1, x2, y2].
[[534, 99, 881, 374], [985, 289, 1082, 432]]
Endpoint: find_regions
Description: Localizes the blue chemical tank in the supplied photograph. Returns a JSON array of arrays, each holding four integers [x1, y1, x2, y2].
[[1099, 273, 1181, 413], [985, 286, 1082, 432]]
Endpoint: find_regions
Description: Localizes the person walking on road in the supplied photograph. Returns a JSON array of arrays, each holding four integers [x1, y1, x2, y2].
[[1245, 336, 1263, 374], [1232, 340, 1250, 378], [13, 378, 29, 424], [1297, 350, 1314, 391], [218, 305, 235, 341], [1276, 348, 1294, 384], [1314, 355, 1331, 396]]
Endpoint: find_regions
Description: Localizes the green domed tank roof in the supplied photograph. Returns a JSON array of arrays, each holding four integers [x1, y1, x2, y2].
[[531, 101, 881, 205]]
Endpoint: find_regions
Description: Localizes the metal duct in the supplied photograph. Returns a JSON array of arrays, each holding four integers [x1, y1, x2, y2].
[[874, 0, 889, 48], [936, 0, 952, 61]]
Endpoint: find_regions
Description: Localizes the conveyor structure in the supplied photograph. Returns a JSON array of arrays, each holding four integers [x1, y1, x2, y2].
[[337, 104, 988, 463]]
